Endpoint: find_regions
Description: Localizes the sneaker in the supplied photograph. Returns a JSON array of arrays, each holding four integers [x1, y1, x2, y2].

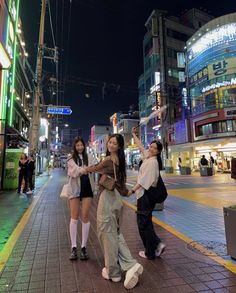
[[26, 190, 33, 195], [80, 247, 88, 260], [124, 263, 143, 290], [102, 267, 122, 282], [69, 247, 78, 260], [156, 242, 166, 257], [138, 251, 147, 259]]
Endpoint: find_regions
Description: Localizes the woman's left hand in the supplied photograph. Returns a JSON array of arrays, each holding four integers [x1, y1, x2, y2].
[[127, 190, 133, 197]]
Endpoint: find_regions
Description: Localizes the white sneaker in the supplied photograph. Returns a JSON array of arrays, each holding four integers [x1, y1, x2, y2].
[[102, 267, 121, 282], [156, 242, 166, 257], [138, 251, 147, 259], [124, 263, 143, 289]]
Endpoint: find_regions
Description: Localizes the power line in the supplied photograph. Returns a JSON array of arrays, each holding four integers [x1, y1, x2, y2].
[[62, 0, 73, 104], [47, 0, 56, 48]]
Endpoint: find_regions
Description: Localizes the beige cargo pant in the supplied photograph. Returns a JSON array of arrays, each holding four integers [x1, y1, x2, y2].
[[97, 189, 137, 278]]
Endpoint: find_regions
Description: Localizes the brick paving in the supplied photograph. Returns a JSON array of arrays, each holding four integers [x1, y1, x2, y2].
[[0, 169, 236, 293]]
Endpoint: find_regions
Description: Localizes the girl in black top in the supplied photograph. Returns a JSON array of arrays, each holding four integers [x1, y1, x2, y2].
[[17, 154, 28, 194]]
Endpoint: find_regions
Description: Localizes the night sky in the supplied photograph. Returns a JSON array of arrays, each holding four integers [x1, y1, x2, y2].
[[22, 0, 236, 141]]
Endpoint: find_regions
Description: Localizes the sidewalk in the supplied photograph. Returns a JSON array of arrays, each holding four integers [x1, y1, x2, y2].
[[0, 173, 51, 252], [0, 169, 236, 292]]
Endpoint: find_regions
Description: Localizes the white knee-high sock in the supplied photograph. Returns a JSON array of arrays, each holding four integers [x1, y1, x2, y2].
[[81, 221, 90, 248], [70, 219, 78, 248]]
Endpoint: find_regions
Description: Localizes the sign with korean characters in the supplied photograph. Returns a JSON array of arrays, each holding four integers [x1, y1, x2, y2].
[[208, 57, 236, 80], [189, 66, 208, 85]]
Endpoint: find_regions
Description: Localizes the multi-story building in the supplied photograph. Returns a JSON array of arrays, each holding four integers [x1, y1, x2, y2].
[[0, 1, 33, 189], [61, 128, 83, 147], [182, 13, 236, 172], [138, 9, 213, 163], [90, 125, 112, 158]]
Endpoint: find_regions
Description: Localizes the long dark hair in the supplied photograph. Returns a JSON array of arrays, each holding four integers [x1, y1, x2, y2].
[[72, 137, 88, 166], [151, 140, 163, 170], [106, 134, 126, 182]]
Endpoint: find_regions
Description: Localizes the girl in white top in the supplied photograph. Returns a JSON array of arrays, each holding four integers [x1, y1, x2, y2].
[[128, 128, 166, 260]]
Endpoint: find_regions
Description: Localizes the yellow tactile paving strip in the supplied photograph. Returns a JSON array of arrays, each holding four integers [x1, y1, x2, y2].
[[0, 179, 50, 273], [169, 186, 236, 209], [123, 200, 236, 274]]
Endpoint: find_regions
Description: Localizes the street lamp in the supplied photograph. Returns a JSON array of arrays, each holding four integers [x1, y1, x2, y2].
[[64, 123, 69, 127]]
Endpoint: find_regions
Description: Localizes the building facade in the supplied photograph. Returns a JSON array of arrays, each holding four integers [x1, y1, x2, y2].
[[138, 9, 213, 164], [0, 0, 33, 189], [183, 13, 236, 172]]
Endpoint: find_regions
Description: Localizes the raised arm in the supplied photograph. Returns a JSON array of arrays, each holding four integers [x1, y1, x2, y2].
[[131, 127, 145, 156], [67, 157, 86, 178], [85, 157, 109, 173]]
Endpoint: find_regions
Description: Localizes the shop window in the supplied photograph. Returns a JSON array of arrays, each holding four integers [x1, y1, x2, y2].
[[212, 122, 219, 133], [232, 120, 236, 131], [227, 120, 233, 132], [221, 121, 227, 132]]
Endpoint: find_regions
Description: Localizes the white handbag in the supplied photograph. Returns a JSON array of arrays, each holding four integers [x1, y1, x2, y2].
[[60, 184, 69, 198]]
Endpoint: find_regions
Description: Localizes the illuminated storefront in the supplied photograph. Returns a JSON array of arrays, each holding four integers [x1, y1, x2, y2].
[[185, 13, 236, 171]]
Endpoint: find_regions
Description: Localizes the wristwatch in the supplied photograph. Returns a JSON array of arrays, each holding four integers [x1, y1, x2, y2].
[[131, 189, 135, 194]]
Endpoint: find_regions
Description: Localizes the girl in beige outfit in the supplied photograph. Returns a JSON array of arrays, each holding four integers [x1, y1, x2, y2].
[[85, 134, 143, 290]]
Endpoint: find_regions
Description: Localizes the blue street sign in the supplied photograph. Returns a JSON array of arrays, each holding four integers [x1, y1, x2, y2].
[[47, 107, 72, 115]]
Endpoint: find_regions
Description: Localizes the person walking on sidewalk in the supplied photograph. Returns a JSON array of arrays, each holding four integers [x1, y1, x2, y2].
[[67, 137, 97, 261], [26, 154, 35, 195], [127, 127, 166, 260], [85, 134, 143, 290], [17, 154, 28, 194]]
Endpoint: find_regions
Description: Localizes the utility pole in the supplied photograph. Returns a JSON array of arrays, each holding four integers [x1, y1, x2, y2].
[[29, 0, 47, 154]]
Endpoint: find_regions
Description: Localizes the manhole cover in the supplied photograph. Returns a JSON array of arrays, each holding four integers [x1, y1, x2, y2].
[[187, 240, 227, 257]]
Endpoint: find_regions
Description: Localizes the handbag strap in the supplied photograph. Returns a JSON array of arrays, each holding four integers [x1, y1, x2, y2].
[[113, 161, 117, 181]]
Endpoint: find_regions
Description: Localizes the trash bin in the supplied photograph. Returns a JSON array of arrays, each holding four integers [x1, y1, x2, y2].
[[231, 158, 236, 179], [223, 206, 236, 260], [165, 167, 173, 173], [200, 166, 213, 176], [180, 166, 191, 175]]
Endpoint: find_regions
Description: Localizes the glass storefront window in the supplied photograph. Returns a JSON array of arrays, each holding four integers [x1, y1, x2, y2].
[[227, 120, 233, 132], [221, 121, 227, 132], [233, 120, 236, 131]]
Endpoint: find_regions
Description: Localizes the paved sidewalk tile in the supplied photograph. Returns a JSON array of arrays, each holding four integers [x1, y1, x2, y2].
[[0, 173, 50, 252], [0, 169, 235, 292]]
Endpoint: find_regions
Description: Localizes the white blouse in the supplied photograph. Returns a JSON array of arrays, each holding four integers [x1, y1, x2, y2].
[[135, 153, 160, 199]]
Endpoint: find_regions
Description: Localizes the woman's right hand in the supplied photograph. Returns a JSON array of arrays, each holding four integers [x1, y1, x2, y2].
[[132, 127, 138, 135]]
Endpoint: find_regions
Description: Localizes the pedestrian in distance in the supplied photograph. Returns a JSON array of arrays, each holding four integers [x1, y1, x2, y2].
[[127, 127, 166, 260], [26, 154, 35, 195], [200, 155, 208, 166], [67, 137, 97, 261], [178, 157, 182, 171], [84, 134, 143, 290], [17, 154, 28, 194]]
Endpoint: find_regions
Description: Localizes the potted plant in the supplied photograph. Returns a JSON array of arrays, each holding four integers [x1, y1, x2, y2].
[[223, 205, 236, 260]]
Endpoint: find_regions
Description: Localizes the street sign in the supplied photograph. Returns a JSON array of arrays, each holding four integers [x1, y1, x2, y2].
[[47, 107, 72, 115]]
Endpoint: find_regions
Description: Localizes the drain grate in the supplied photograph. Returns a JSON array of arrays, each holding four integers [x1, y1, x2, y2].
[[187, 240, 227, 257]]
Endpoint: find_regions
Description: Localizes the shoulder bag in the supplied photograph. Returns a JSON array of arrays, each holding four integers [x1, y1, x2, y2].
[[147, 175, 168, 204]]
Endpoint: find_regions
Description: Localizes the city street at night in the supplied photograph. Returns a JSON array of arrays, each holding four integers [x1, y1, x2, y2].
[[1, 0, 236, 292], [0, 170, 236, 292]]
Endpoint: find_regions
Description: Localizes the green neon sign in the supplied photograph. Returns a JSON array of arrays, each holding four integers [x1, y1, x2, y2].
[[9, 0, 20, 126]]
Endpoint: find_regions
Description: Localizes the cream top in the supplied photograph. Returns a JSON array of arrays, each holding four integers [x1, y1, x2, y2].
[[135, 152, 159, 199]]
